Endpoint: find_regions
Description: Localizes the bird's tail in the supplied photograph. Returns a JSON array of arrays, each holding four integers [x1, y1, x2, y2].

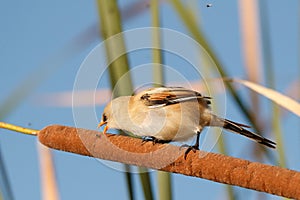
[[211, 115, 276, 148]]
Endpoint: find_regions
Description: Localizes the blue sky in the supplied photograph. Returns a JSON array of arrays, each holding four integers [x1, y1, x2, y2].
[[1, 0, 299, 199]]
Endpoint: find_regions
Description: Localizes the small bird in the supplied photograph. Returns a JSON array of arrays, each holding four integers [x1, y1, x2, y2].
[[98, 87, 276, 158]]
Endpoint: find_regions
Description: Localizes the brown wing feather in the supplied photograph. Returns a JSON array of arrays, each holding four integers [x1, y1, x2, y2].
[[140, 87, 211, 107]]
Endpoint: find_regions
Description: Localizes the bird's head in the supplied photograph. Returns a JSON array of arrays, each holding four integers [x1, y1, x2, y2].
[[97, 101, 113, 134], [97, 96, 131, 134]]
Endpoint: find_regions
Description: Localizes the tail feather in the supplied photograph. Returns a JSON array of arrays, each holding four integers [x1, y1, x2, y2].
[[212, 116, 276, 149]]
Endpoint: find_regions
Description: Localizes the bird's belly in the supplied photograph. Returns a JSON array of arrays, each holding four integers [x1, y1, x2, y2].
[[126, 102, 203, 142], [129, 117, 198, 142]]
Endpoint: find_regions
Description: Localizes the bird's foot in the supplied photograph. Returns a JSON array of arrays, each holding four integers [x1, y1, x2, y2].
[[141, 136, 171, 145], [180, 144, 199, 159]]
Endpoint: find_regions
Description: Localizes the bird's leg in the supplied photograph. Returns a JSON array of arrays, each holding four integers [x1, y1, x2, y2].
[[181, 131, 201, 159], [141, 136, 171, 145]]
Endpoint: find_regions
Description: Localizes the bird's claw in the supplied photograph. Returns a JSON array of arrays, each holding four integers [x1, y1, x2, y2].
[[141, 136, 171, 145], [141, 136, 158, 145], [180, 144, 199, 159]]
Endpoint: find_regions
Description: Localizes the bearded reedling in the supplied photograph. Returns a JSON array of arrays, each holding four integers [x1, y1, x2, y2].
[[98, 87, 276, 159]]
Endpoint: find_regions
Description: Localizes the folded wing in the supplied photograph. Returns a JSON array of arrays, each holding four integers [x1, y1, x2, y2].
[[139, 87, 211, 108]]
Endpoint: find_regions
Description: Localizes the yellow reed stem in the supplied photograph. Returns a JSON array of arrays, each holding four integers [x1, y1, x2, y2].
[[0, 122, 38, 135]]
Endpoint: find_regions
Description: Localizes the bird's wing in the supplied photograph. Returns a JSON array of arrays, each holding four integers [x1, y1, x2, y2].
[[139, 87, 211, 108]]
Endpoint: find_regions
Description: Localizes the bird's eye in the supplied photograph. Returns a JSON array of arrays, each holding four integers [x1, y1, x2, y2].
[[102, 114, 107, 122]]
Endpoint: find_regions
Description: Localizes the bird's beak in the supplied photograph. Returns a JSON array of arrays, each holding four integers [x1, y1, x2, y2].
[[97, 121, 107, 128], [97, 121, 108, 135]]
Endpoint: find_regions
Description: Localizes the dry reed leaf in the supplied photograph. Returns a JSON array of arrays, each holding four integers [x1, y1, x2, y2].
[[38, 143, 59, 200], [36, 89, 112, 107], [238, 0, 261, 116], [37, 80, 225, 107], [232, 79, 300, 117]]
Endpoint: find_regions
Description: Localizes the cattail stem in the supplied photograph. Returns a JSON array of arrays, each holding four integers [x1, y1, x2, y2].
[[37, 125, 300, 199]]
